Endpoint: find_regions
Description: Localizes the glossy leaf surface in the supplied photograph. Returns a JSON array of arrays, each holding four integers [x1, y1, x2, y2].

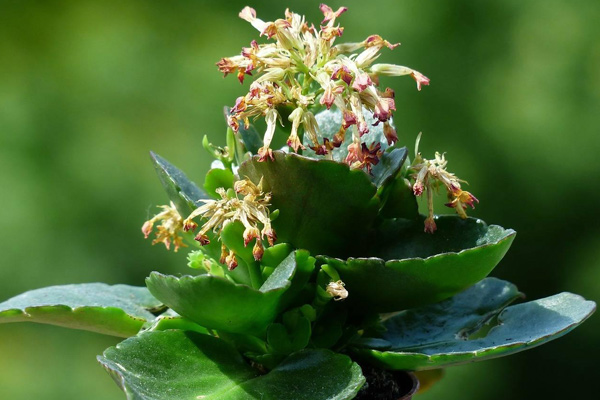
[[99, 330, 364, 400], [146, 251, 312, 335], [150, 152, 207, 216], [322, 217, 516, 312], [353, 278, 596, 370], [239, 151, 379, 257], [0, 284, 162, 337], [370, 146, 408, 188]]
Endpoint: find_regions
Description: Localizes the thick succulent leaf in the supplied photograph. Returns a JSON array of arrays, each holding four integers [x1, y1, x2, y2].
[[145, 251, 311, 335], [98, 330, 365, 400], [0, 284, 162, 337], [353, 278, 596, 370], [146, 273, 280, 335], [370, 146, 408, 188], [379, 177, 419, 219], [239, 151, 379, 257], [204, 168, 235, 198], [150, 152, 208, 216], [321, 217, 516, 312]]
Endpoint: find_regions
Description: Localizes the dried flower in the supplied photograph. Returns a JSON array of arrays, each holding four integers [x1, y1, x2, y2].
[[142, 202, 187, 252], [218, 4, 428, 170], [410, 134, 479, 232], [326, 280, 349, 301], [182, 179, 275, 264]]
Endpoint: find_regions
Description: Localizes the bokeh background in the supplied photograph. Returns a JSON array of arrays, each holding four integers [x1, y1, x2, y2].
[[0, 0, 598, 398]]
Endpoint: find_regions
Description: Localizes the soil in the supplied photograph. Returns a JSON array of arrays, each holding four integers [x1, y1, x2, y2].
[[354, 364, 418, 400]]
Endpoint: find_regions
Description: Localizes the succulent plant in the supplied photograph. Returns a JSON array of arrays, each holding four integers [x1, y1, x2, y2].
[[0, 5, 595, 399]]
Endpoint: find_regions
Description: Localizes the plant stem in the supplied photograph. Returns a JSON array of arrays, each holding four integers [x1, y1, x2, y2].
[[248, 261, 263, 289]]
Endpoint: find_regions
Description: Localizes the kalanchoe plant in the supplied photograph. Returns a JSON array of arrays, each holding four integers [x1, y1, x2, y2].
[[0, 5, 595, 400]]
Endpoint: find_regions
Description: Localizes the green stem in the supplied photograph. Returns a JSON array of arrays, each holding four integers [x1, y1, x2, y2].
[[247, 261, 263, 289]]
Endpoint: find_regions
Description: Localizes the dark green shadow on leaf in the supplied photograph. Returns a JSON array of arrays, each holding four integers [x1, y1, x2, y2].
[[321, 216, 516, 312], [150, 152, 208, 216], [98, 330, 365, 400], [238, 123, 263, 155], [352, 278, 596, 370], [378, 177, 419, 219], [0, 284, 162, 337], [239, 151, 379, 258]]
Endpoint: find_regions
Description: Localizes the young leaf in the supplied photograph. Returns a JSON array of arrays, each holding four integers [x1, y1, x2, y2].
[[150, 152, 208, 216], [352, 278, 596, 370], [99, 330, 365, 400], [0, 284, 162, 337]]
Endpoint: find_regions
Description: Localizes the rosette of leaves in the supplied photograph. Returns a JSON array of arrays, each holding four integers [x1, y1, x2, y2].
[[0, 1, 597, 396], [1, 110, 594, 400]]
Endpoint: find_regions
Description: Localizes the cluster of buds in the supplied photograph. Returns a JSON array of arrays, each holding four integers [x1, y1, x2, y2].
[[182, 179, 276, 269], [410, 136, 479, 233], [217, 4, 429, 168], [142, 202, 187, 252]]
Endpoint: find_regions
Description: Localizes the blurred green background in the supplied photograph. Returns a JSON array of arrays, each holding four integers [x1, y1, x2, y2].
[[0, 0, 598, 398]]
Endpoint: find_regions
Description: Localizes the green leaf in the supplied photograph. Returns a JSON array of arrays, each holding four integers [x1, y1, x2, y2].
[[150, 152, 208, 216], [266, 316, 311, 355], [99, 330, 365, 400], [237, 122, 263, 155], [379, 177, 419, 219], [0, 284, 162, 337], [352, 278, 596, 370], [321, 216, 516, 312], [146, 273, 280, 335], [370, 146, 408, 188], [144, 309, 208, 334], [145, 251, 313, 335], [238, 151, 379, 257], [204, 168, 235, 198]]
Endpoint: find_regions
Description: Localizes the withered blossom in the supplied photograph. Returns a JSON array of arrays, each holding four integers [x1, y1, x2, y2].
[[410, 135, 479, 233], [182, 179, 275, 266], [142, 202, 187, 252], [217, 4, 429, 170], [326, 280, 349, 301]]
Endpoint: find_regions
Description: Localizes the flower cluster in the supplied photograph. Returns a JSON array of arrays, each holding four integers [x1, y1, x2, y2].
[[182, 179, 276, 269], [142, 179, 275, 267], [141, 202, 187, 252], [410, 135, 479, 233], [218, 4, 429, 166]]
